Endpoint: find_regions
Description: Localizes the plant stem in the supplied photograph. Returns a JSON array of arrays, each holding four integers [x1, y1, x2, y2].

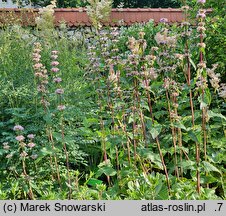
[[48, 127, 61, 187], [119, 84, 131, 165], [166, 90, 179, 179], [132, 78, 138, 158], [178, 128, 183, 177], [22, 158, 34, 200], [182, 3, 200, 193], [61, 117, 72, 199], [146, 86, 170, 192]]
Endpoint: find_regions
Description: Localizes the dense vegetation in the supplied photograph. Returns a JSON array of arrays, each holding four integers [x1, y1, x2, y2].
[[14, 0, 181, 8], [0, 0, 225, 199]]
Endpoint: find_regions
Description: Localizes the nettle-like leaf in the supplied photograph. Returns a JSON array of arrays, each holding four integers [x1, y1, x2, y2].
[[179, 160, 196, 171], [202, 161, 222, 175], [96, 159, 117, 177], [207, 110, 226, 121], [172, 121, 187, 131], [188, 129, 202, 143], [200, 174, 218, 184], [138, 148, 163, 170]]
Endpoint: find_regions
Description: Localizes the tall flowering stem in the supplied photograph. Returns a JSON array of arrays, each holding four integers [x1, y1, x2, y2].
[[14, 126, 34, 199], [33, 42, 49, 112], [52, 50, 72, 198], [87, 33, 111, 184], [196, 1, 207, 194], [138, 41, 170, 191], [48, 51, 63, 189], [181, 1, 201, 192], [164, 78, 180, 179], [181, 5, 195, 126], [127, 32, 148, 159], [33, 44, 62, 188]]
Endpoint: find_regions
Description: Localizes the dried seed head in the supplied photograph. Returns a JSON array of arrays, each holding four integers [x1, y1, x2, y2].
[[20, 151, 28, 158]]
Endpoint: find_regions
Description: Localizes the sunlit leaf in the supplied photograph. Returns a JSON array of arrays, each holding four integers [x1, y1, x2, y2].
[[189, 58, 196, 70], [207, 110, 226, 121], [202, 161, 222, 175], [150, 122, 162, 139]]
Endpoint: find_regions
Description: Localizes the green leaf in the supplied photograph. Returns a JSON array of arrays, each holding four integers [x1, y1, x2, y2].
[[53, 132, 62, 142], [200, 175, 218, 184], [188, 130, 202, 143], [189, 58, 196, 70], [172, 122, 187, 130], [155, 184, 169, 200], [96, 160, 117, 177], [180, 160, 196, 170], [22, 184, 29, 193], [150, 122, 162, 139], [0, 149, 4, 156], [87, 178, 103, 187], [128, 115, 134, 124], [207, 110, 226, 121], [97, 166, 117, 177], [204, 88, 212, 105], [29, 182, 42, 194], [202, 161, 222, 175], [138, 148, 163, 170], [198, 89, 212, 110], [140, 103, 150, 112], [40, 146, 55, 156], [83, 118, 99, 128], [43, 112, 52, 124]]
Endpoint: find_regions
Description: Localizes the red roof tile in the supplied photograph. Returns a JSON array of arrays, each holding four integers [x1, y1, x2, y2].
[[0, 8, 212, 27]]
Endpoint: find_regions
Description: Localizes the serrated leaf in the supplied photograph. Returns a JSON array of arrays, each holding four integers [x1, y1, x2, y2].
[[140, 103, 150, 111], [200, 175, 218, 184], [202, 161, 222, 175], [205, 88, 212, 105], [188, 130, 202, 143], [207, 110, 226, 121], [172, 122, 187, 130]]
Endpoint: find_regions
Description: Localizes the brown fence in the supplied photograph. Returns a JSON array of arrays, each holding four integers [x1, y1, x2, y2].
[[0, 8, 211, 27]]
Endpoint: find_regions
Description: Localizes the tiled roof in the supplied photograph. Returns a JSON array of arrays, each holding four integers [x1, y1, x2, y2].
[[0, 8, 212, 27]]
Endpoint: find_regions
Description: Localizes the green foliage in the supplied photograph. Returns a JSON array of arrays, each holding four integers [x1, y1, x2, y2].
[[113, 0, 181, 8], [13, 0, 181, 8]]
